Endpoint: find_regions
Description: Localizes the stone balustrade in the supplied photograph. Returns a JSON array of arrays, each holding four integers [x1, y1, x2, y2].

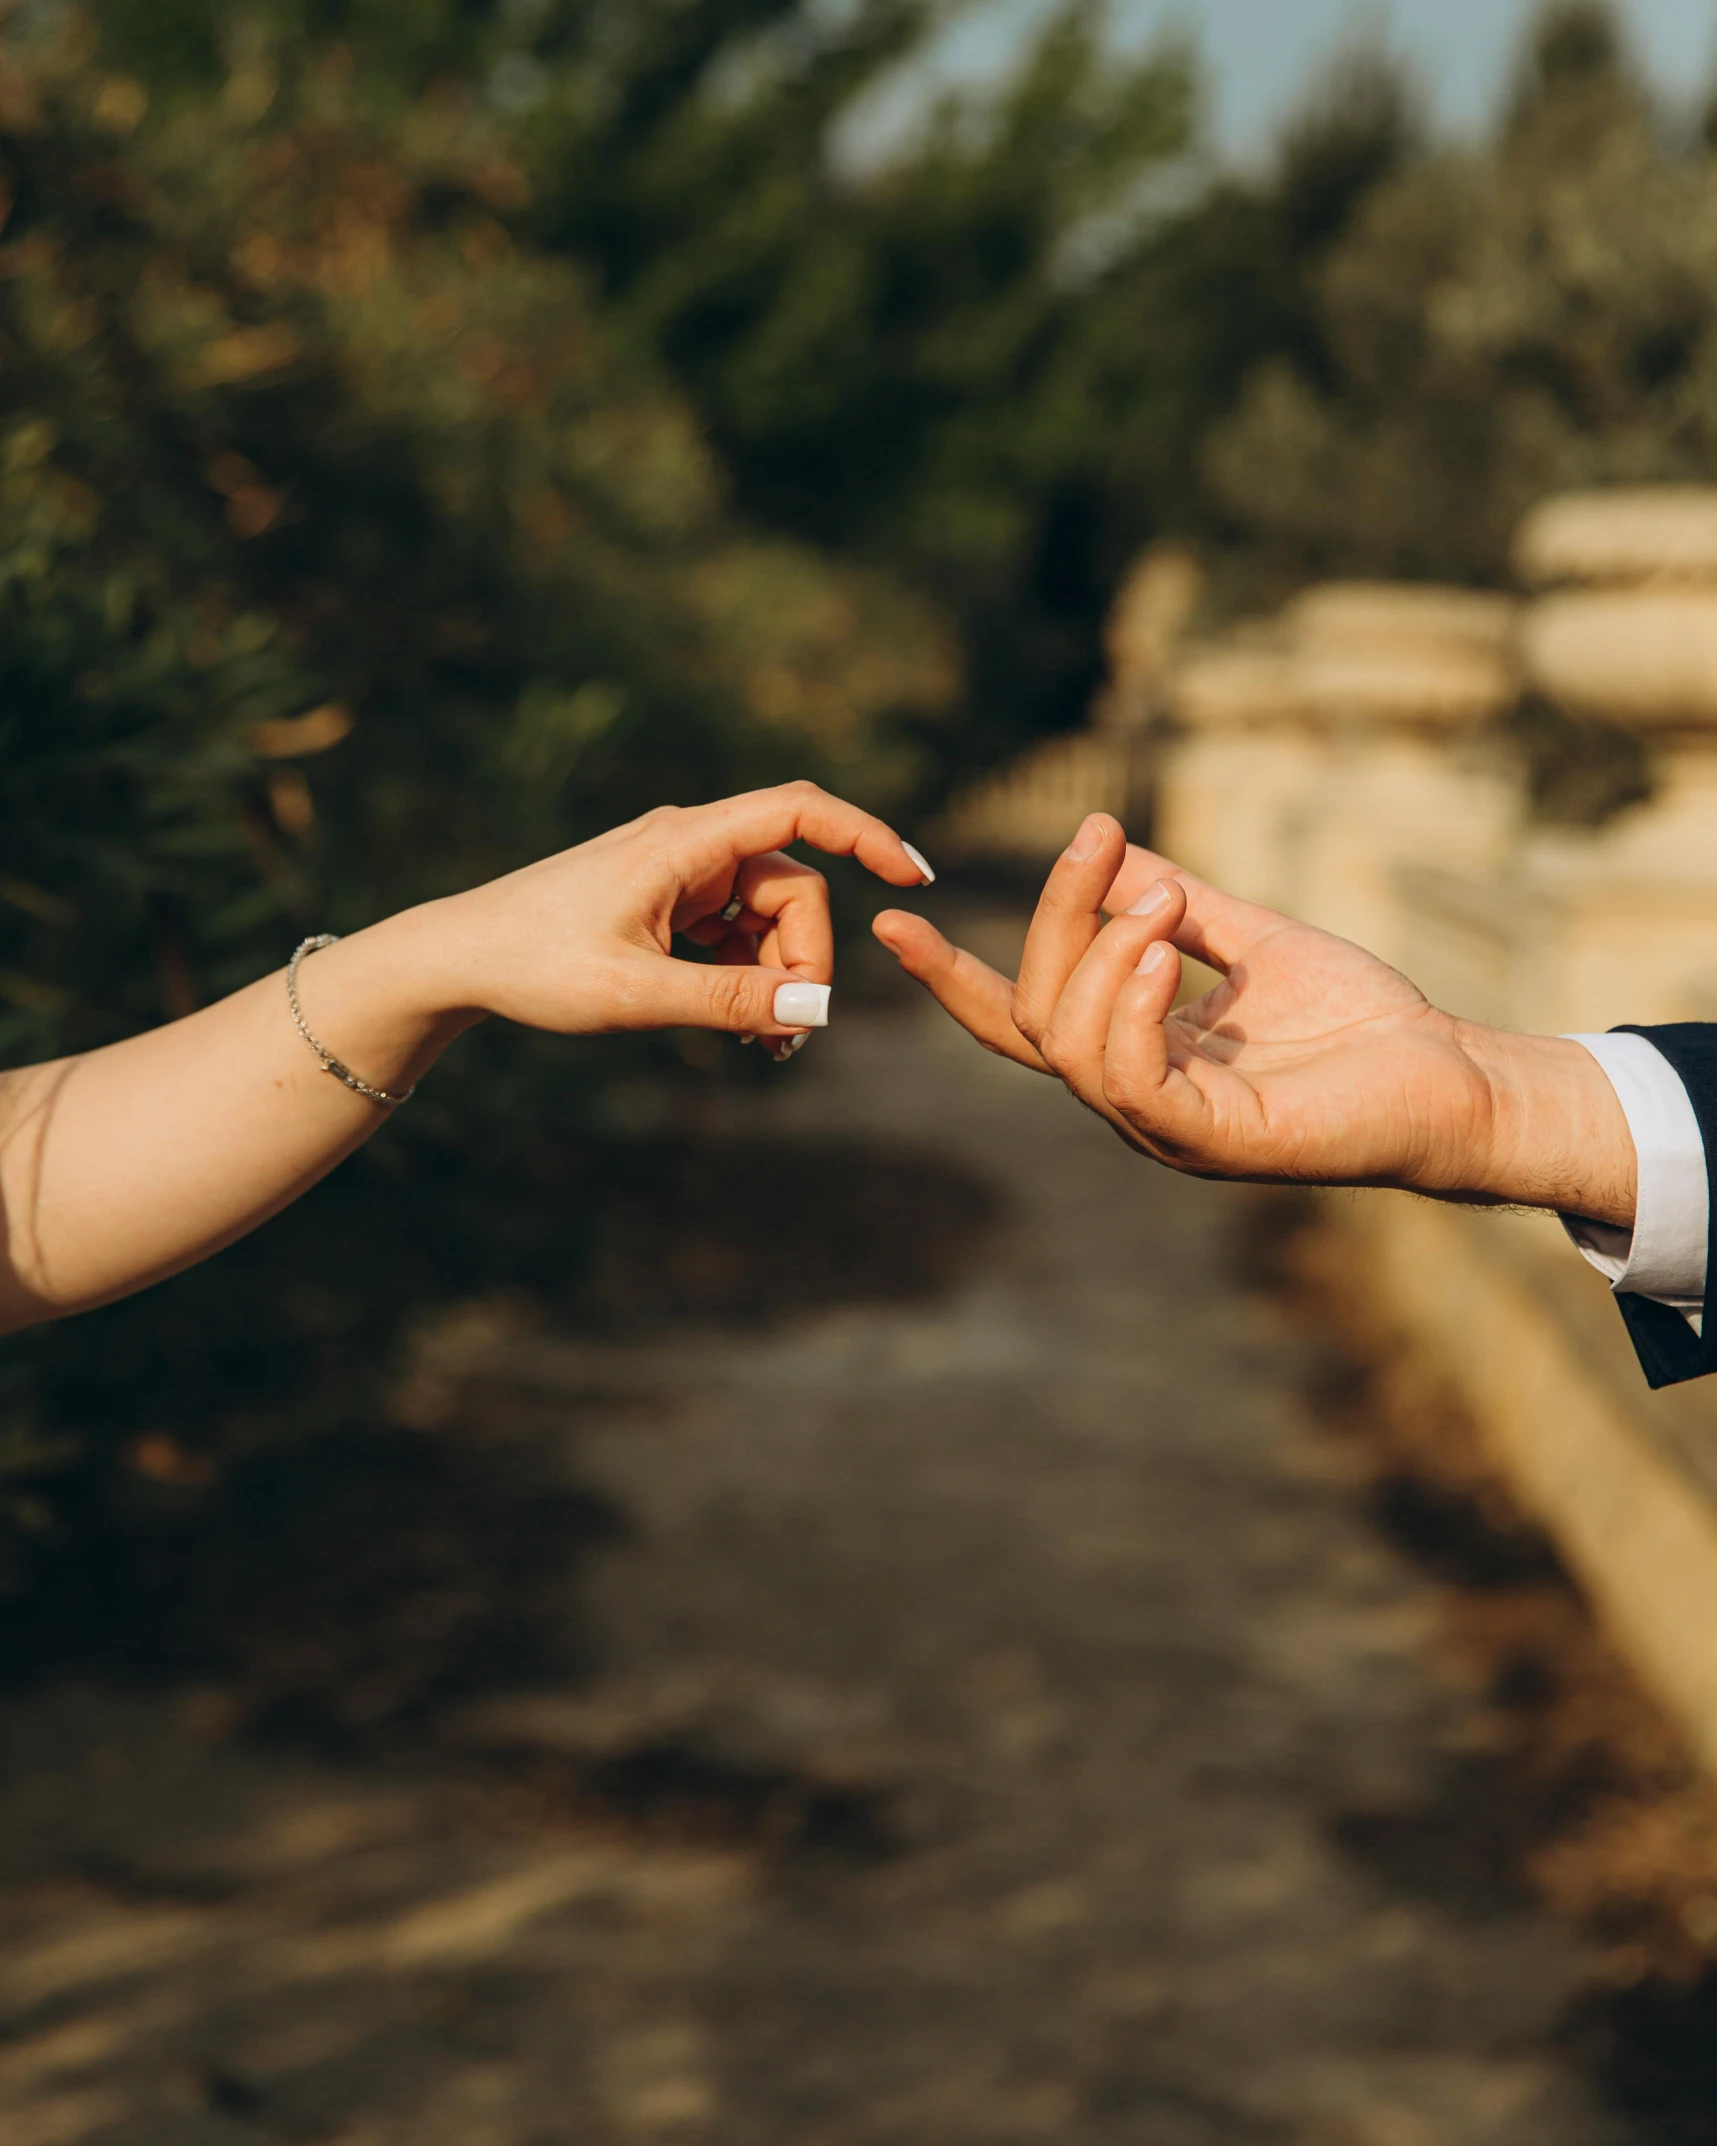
[[1162, 490, 1717, 1774], [935, 547, 1202, 866], [935, 484, 1717, 1030], [1156, 494, 1717, 1034], [1159, 581, 1522, 987], [937, 491, 1717, 1774]]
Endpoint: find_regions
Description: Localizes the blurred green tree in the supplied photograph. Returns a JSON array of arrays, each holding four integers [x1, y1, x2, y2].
[[0, 14, 952, 1574], [1, 20, 950, 1063], [90, 0, 1424, 763], [1206, 0, 1717, 595], [92, 0, 1198, 762], [515, 1, 1195, 756], [12, 0, 1681, 1601]]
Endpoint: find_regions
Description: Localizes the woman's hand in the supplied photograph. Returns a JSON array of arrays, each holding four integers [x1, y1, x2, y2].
[[288, 781, 931, 1093], [409, 781, 932, 1048], [0, 782, 933, 1330], [874, 813, 1637, 1225]]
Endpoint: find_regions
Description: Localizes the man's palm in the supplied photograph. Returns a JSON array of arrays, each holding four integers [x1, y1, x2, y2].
[[875, 836, 1492, 1194], [1147, 907, 1487, 1188]]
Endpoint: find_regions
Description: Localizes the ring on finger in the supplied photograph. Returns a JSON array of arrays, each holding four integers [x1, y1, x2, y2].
[[718, 894, 745, 925]]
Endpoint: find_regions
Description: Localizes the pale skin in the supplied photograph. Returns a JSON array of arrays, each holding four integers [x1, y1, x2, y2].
[[873, 813, 1638, 1230], [0, 782, 932, 1333]]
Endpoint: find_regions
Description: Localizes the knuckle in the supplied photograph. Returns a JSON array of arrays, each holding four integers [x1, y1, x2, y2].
[[636, 805, 682, 859], [707, 965, 755, 1026], [1009, 986, 1043, 1047], [607, 962, 655, 1023], [1037, 1024, 1073, 1078], [1101, 1059, 1142, 1113]]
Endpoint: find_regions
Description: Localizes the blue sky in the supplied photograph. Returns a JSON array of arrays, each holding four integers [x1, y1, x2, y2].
[[846, 0, 1717, 165]]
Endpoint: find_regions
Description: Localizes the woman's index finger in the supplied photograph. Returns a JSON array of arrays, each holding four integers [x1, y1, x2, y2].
[[688, 783, 931, 888]]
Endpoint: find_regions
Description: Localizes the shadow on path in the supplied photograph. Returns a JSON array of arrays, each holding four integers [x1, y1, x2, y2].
[[0, 900, 1710, 2142]]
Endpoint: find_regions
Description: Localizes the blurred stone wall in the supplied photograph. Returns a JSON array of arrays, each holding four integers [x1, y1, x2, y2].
[[1159, 488, 1717, 1036], [943, 488, 1717, 1034], [1164, 489, 1717, 1778], [939, 490, 1717, 1778]]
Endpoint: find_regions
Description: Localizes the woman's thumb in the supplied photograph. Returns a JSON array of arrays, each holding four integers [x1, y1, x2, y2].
[[649, 957, 831, 1037]]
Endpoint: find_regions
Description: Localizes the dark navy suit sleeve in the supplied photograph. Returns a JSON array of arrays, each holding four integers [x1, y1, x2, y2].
[[1611, 1025, 1717, 1389]]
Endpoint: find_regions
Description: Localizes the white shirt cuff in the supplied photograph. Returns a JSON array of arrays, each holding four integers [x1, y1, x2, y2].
[[1560, 1032, 1708, 1326]]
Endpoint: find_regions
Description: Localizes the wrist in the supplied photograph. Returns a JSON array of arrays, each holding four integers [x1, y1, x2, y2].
[[368, 895, 494, 1028], [1454, 1023, 1637, 1226], [289, 905, 486, 1093]]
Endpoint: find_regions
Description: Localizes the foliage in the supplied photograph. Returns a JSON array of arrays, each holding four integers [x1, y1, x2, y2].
[[87, 0, 1431, 763], [1206, 1, 1717, 594], [498, 0, 1410, 760], [0, 23, 950, 1058], [515, 0, 1195, 756], [6, 0, 1712, 1590], [0, 13, 952, 1572], [92, 0, 1206, 765]]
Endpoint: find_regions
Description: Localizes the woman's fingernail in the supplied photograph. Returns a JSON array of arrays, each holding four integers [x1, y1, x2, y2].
[[1066, 816, 1103, 862], [1138, 942, 1173, 975], [739, 1034, 756, 1046], [901, 841, 936, 885], [774, 1034, 808, 1062], [773, 981, 831, 1028], [1127, 881, 1172, 918]]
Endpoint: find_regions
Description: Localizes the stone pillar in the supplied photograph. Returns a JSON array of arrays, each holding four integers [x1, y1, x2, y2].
[[1160, 583, 1520, 978], [936, 546, 1201, 864], [1503, 490, 1717, 1031]]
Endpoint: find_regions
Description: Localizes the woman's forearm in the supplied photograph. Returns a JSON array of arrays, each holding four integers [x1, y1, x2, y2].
[[0, 906, 473, 1330], [0, 784, 934, 1333]]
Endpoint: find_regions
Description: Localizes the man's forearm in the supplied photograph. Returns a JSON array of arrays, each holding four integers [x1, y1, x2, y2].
[[1437, 1024, 1638, 1227]]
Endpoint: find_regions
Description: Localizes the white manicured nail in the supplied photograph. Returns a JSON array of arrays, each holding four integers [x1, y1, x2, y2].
[[773, 981, 831, 1028], [774, 1034, 808, 1062], [902, 841, 936, 885], [739, 1033, 756, 1046]]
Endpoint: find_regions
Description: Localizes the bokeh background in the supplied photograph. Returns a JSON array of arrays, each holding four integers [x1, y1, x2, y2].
[[9, 0, 1711, 1571], [8, 2, 1717, 2136]]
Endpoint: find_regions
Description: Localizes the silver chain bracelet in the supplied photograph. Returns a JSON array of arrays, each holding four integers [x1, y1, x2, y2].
[[286, 934, 416, 1108]]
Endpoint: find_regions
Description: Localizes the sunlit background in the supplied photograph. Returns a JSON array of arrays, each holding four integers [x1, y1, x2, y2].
[[5, 1, 1717, 2135], [859, 0, 1716, 157]]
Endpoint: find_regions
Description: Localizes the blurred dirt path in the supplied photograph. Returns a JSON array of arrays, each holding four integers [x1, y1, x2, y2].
[[0, 910, 1639, 2144]]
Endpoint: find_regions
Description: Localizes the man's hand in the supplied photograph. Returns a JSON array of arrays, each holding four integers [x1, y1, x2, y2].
[[873, 814, 1637, 1227]]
